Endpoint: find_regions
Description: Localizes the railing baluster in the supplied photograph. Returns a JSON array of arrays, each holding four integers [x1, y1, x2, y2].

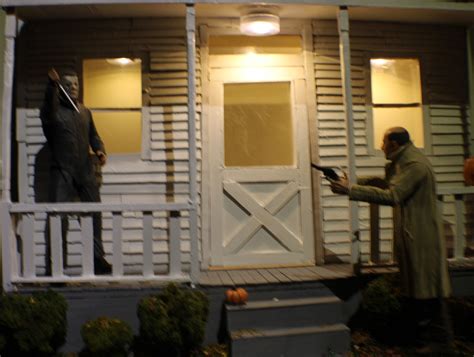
[[369, 203, 380, 264], [81, 215, 94, 276], [169, 211, 181, 276], [454, 194, 465, 259], [143, 211, 154, 277], [22, 214, 35, 278], [50, 215, 63, 277], [112, 212, 123, 277], [437, 194, 451, 259], [1, 202, 17, 290]]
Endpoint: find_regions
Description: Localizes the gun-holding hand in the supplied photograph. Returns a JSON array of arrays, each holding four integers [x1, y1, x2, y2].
[[311, 164, 340, 181]]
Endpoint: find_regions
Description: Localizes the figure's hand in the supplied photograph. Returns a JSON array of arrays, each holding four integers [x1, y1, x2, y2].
[[96, 151, 107, 166], [329, 171, 350, 195], [48, 68, 60, 83]]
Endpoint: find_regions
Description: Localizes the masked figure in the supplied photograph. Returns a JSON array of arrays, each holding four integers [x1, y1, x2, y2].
[[40, 68, 111, 275]]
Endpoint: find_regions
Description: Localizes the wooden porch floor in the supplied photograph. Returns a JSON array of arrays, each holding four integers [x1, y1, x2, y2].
[[198, 260, 474, 287], [198, 263, 397, 287]]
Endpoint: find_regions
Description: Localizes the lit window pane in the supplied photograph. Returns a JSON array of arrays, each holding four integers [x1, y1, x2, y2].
[[83, 59, 142, 109], [93, 111, 142, 154], [370, 59, 422, 104], [373, 107, 424, 148], [224, 82, 293, 166]]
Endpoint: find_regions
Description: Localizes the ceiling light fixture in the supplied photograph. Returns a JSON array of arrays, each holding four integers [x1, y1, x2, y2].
[[240, 8, 280, 36]]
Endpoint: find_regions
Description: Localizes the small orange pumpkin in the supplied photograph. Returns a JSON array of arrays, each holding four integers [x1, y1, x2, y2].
[[225, 287, 248, 305], [464, 158, 474, 186]]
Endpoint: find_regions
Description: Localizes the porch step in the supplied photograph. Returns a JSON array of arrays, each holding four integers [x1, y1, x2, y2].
[[240, 283, 334, 301], [227, 296, 343, 330], [230, 324, 350, 357], [226, 294, 351, 357]]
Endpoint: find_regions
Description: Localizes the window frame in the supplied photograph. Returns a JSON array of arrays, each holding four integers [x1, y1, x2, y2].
[[365, 53, 432, 156], [79, 55, 150, 161]]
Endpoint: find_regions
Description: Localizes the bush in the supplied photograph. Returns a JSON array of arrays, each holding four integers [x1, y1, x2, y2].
[[81, 316, 133, 356], [0, 290, 67, 356], [362, 275, 401, 316], [136, 283, 209, 356], [358, 275, 410, 345]]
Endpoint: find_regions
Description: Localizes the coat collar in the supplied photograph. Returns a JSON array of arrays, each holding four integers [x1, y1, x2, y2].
[[387, 141, 413, 164]]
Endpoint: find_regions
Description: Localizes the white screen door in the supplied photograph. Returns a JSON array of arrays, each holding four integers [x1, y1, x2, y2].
[[208, 74, 314, 267]]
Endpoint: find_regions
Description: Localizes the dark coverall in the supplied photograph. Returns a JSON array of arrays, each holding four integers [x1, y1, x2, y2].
[[40, 79, 106, 269]]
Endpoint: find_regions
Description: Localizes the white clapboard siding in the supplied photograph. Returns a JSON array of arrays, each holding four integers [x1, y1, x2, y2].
[[16, 17, 200, 275], [313, 20, 470, 263]]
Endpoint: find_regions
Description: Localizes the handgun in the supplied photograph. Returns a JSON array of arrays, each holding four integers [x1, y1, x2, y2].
[[311, 164, 340, 181]]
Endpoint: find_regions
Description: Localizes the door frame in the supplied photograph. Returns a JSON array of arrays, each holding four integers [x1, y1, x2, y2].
[[199, 19, 323, 269], [209, 78, 313, 267]]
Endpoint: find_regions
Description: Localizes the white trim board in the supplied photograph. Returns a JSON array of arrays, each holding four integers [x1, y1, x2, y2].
[[2, 0, 474, 12]]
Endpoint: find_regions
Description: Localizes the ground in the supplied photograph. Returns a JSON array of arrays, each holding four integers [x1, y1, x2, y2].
[[351, 329, 474, 356], [348, 293, 474, 357]]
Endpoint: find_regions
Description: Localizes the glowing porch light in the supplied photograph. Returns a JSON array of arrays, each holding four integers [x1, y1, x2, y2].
[[240, 13, 280, 36]]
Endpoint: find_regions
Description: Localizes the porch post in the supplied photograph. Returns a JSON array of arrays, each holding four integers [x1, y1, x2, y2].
[[186, 4, 199, 283], [337, 7, 360, 272], [468, 26, 474, 156], [1, 11, 16, 202], [1, 11, 17, 291]]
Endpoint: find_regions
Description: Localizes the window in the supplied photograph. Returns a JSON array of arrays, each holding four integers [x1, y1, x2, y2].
[[224, 82, 294, 166], [370, 58, 424, 149], [83, 58, 142, 154]]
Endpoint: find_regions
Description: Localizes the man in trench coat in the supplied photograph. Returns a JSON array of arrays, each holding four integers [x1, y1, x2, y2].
[[329, 127, 452, 352]]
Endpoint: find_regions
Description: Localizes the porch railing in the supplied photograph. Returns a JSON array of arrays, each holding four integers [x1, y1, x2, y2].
[[366, 186, 474, 266], [1, 201, 197, 290]]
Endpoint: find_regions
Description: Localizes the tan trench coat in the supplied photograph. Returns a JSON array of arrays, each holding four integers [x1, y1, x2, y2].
[[349, 142, 451, 299]]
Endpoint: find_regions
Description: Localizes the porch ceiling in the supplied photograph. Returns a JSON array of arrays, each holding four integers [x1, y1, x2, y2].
[[12, 3, 474, 25]]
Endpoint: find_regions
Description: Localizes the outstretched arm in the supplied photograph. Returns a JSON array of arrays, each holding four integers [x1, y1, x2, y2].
[[39, 68, 61, 141], [347, 162, 427, 206]]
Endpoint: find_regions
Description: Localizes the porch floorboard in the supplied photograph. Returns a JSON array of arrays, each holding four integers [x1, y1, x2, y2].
[[199, 264, 354, 287], [198, 259, 474, 287]]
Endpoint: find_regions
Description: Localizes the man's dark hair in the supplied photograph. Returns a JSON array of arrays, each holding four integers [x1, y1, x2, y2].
[[387, 127, 410, 145]]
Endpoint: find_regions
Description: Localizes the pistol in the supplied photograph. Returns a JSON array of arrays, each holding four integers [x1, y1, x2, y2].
[[311, 164, 340, 181]]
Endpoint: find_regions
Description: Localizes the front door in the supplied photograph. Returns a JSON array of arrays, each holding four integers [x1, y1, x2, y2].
[[208, 71, 314, 267]]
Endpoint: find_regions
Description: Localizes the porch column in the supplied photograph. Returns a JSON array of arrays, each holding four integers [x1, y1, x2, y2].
[[186, 4, 199, 283], [1, 11, 16, 202], [337, 7, 360, 271], [1, 11, 17, 291], [468, 26, 474, 156]]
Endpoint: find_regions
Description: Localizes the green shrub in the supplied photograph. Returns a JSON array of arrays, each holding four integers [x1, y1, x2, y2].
[[0, 290, 67, 356], [81, 316, 133, 356], [137, 283, 209, 356], [362, 275, 401, 316], [358, 275, 413, 345]]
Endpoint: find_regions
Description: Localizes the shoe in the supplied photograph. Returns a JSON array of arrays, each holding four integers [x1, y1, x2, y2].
[[94, 256, 112, 275]]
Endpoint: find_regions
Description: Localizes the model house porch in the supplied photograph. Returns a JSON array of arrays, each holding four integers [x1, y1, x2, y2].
[[0, 1, 473, 294]]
